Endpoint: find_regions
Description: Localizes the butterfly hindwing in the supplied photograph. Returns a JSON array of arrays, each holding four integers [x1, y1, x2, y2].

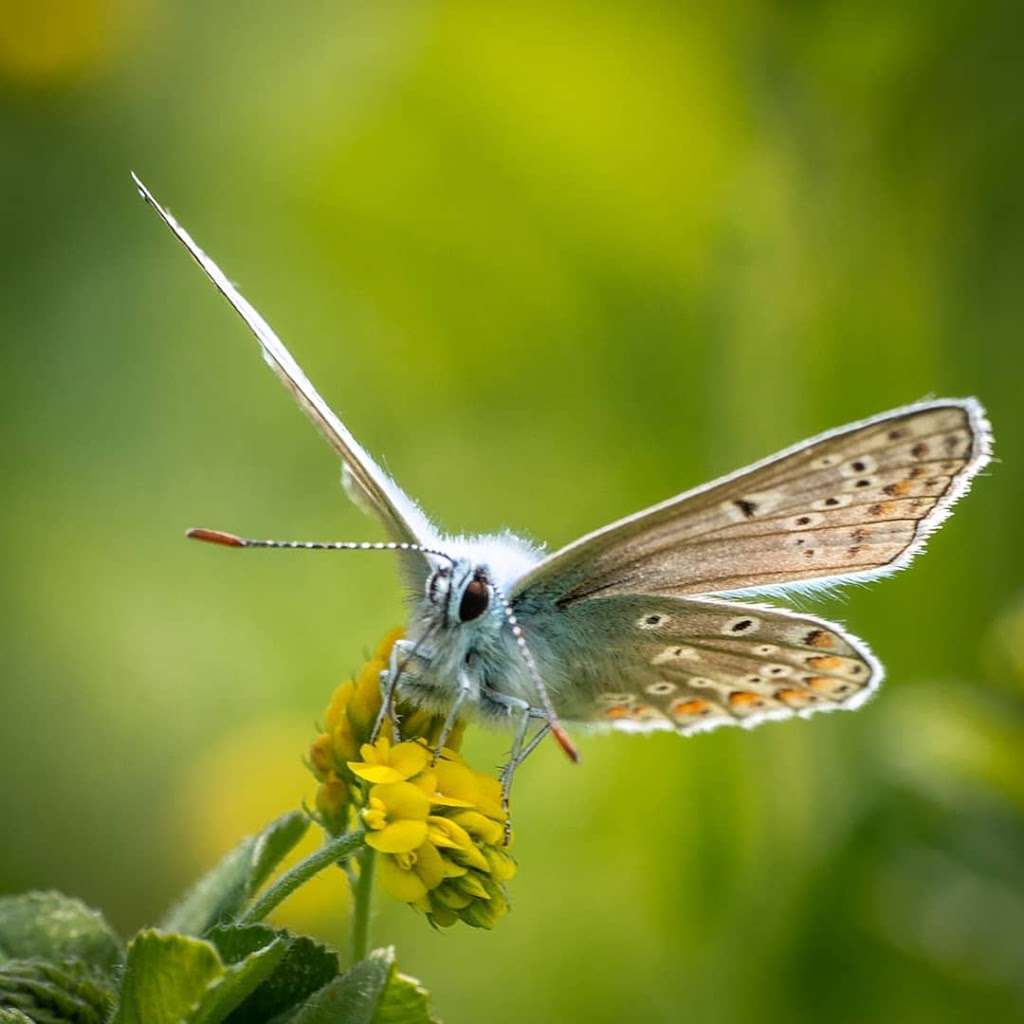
[[535, 595, 880, 734], [511, 399, 991, 604]]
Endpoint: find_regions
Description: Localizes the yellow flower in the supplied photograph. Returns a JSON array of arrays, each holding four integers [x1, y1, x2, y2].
[[433, 757, 506, 823], [377, 839, 448, 902], [306, 628, 517, 929], [347, 736, 430, 784], [361, 781, 430, 853]]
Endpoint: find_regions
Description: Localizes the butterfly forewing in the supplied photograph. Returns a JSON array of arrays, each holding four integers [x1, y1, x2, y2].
[[512, 399, 991, 603], [542, 596, 879, 734], [134, 175, 440, 585]]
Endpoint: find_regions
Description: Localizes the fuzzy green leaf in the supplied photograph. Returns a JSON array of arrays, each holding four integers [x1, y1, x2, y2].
[[112, 930, 224, 1024], [289, 948, 439, 1024], [248, 813, 309, 896], [0, 893, 123, 975], [0, 958, 115, 1024], [0, 1009, 34, 1023], [207, 925, 339, 1023], [161, 812, 308, 935], [288, 951, 390, 1024], [160, 842, 255, 937]]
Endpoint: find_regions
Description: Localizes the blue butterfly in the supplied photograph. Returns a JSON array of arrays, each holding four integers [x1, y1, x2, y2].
[[135, 175, 992, 819]]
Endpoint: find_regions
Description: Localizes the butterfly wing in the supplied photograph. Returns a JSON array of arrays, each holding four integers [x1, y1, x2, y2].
[[531, 594, 880, 733], [133, 175, 440, 582], [511, 399, 992, 604]]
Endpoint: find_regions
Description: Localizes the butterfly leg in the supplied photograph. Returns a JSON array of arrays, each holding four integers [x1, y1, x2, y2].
[[430, 669, 473, 765], [483, 689, 550, 844], [371, 639, 416, 742], [516, 720, 552, 764]]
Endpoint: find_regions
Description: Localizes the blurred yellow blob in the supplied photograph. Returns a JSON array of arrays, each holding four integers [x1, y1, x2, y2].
[[177, 715, 350, 943], [0, 0, 141, 86]]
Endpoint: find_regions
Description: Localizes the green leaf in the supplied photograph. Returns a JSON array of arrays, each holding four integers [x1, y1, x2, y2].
[[161, 812, 308, 935], [0, 958, 115, 1024], [113, 928, 307, 1024], [160, 841, 255, 937], [112, 930, 223, 1024], [249, 813, 309, 896], [372, 971, 440, 1024], [0, 893, 123, 975], [289, 949, 439, 1024], [0, 1009, 34, 1023], [207, 925, 339, 1023], [191, 937, 288, 1024], [206, 924, 278, 965], [288, 951, 391, 1024]]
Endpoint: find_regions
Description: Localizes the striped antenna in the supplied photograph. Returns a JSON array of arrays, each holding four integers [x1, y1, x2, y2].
[[186, 528, 456, 565], [490, 581, 580, 764]]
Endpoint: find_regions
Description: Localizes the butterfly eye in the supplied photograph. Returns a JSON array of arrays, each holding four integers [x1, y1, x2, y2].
[[458, 576, 490, 623]]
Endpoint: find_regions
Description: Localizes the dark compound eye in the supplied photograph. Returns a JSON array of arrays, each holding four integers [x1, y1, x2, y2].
[[458, 576, 490, 623]]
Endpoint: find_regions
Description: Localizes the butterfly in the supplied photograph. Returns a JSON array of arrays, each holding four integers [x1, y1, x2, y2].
[[134, 174, 993, 818]]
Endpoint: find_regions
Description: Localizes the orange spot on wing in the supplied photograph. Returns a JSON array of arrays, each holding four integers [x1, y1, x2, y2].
[[728, 691, 761, 709], [806, 675, 850, 694], [804, 629, 835, 648], [776, 688, 810, 706], [603, 705, 631, 720], [671, 698, 712, 718], [806, 655, 842, 671], [883, 480, 912, 497]]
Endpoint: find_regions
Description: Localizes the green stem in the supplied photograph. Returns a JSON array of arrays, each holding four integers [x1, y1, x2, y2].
[[350, 846, 376, 963], [240, 829, 365, 925]]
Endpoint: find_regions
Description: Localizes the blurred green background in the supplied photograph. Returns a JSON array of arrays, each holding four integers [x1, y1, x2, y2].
[[2, 2, 1023, 1021]]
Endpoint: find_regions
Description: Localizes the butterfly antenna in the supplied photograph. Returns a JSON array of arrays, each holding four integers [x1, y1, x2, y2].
[[186, 528, 456, 565], [491, 581, 580, 765]]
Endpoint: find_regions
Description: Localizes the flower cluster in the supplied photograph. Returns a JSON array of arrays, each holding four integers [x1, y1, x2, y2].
[[308, 630, 516, 928]]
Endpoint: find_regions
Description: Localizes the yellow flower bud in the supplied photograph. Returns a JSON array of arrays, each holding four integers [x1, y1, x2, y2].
[[374, 627, 405, 663], [324, 680, 354, 732], [348, 658, 385, 738], [431, 881, 473, 910], [396, 707, 435, 741], [483, 845, 517, 882], [308, 733, 334, 781], [449, 810, 504, 847], [452, 871, 490, 901], [426, 903, 458, 928], [315, 775, 350, 832], [331, 715, 360, 764]]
